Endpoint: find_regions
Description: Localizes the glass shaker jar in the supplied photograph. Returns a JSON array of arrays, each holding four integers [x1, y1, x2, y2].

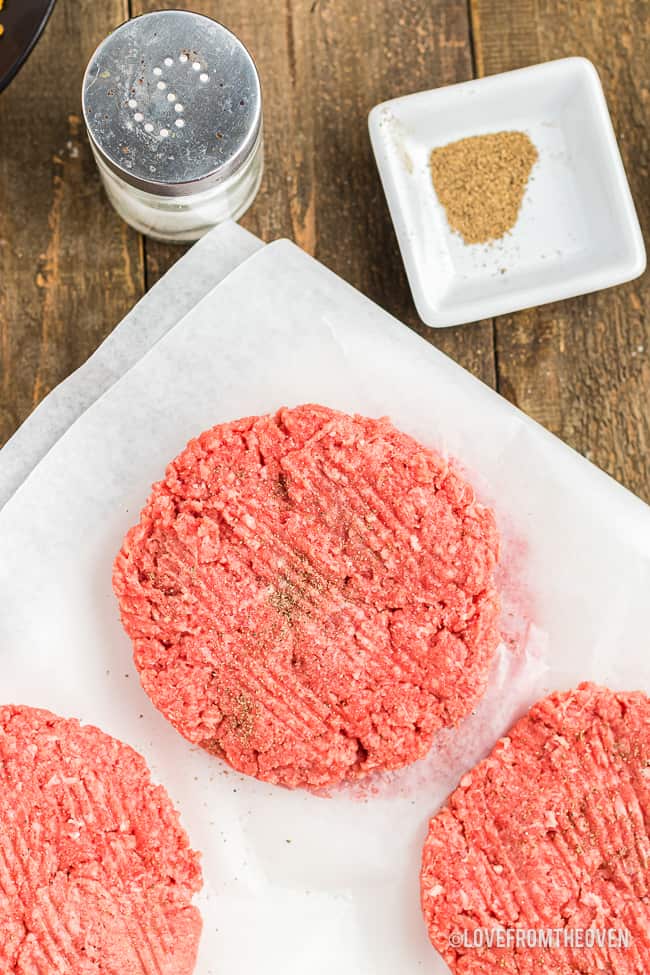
[[82, 10, 263, 242]]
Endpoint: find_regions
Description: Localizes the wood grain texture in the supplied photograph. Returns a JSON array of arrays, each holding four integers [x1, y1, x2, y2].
[[0, 0, 144, 447], [132, 0, 496, 386], [3, 0, 647, 505], [471, 0, 650, 500]]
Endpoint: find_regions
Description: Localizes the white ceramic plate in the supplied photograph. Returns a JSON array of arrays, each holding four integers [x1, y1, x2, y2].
[[369, 57, 646, 327]]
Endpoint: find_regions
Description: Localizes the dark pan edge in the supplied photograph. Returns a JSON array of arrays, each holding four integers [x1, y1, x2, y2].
[[0, 0, 58, 94]]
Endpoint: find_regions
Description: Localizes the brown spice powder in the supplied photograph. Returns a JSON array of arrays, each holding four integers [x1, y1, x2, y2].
[[429, 131, 538, 245], [231, 692, 255, 744]]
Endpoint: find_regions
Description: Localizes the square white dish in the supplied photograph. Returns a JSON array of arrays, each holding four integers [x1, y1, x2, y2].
[[369, 57, 646, 328], [1, 240, 650, 974]]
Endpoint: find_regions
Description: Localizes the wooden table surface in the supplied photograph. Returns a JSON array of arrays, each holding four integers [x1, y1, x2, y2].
[[1, 0, 648, 500]]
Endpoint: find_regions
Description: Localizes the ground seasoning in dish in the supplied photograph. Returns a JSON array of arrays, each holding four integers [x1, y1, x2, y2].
[[429, 131, 538, 245], [421, 683, 650, 974]]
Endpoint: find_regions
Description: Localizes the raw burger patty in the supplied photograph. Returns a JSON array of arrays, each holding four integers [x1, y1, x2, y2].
[[421, 683, 650, 974], [114, 404, 500, 789], [0, 705, 202, 975]]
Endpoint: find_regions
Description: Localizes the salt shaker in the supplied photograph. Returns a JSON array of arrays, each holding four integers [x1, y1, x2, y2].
[[82, 10, 263, 242]]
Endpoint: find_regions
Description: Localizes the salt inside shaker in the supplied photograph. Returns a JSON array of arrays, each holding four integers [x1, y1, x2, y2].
[[82, 10, 263, 242]]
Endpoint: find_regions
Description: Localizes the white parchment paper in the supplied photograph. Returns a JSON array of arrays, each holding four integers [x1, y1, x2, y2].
[[1, 239, 649, 974], [0, 222, 263, 509]]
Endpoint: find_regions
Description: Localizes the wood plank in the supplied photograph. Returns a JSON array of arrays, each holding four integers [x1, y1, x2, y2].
[[471, 0, 650, 500], [133, 0, 496, 387], [0, 0, 144, 447]]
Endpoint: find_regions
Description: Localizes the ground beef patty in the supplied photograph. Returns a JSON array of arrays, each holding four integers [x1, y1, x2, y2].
[[114, 404, 500, 789], [421, 683, 650, 974], [0, 705, 202, 975]]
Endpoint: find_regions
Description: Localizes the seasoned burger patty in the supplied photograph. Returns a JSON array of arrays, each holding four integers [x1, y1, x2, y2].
[[421, 683, 650, 974], [114, 404, 500, 789], [0, 705, 202, 975]]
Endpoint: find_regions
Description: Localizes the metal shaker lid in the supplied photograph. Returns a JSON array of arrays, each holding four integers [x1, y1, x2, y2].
[[82, 10, 262, 198]]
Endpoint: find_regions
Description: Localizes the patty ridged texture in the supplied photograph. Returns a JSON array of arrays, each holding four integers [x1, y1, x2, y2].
[[421, 683, 650, 974], [114, 404, 500, 789], [0, 705, 202, 975]]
